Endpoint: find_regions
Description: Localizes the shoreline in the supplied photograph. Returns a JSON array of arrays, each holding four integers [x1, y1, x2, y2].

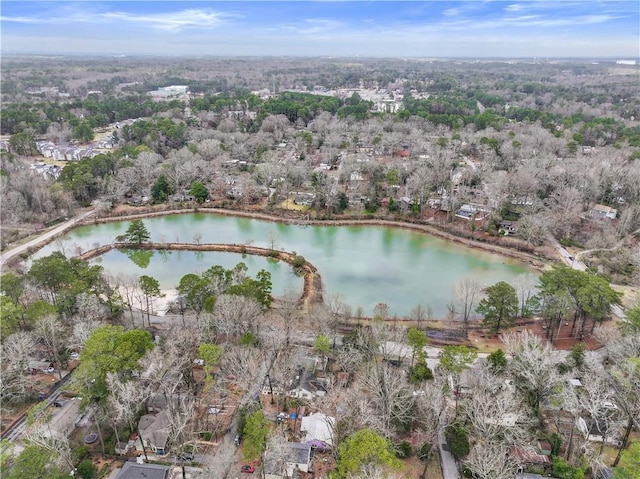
[[78, 242, 323, 309], [81, 205, 550, 271]]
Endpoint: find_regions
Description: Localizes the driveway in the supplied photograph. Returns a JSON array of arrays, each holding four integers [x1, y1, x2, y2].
[[438, 429, 460, 479], [203, 350, 276, 479]]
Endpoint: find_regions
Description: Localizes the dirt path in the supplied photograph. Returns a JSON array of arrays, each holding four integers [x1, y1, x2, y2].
[[84, 206, 549, 269]]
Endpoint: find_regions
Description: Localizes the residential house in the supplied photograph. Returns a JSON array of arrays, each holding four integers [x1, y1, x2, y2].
[[169, 193, 195, 202], [264, 442, 312, 479], [300, 412, 335, 449], [399, 196, 415, 210], [148, 85, 189, 100], [127, 195, 150, 206], [146, 394, 183, 414], [589, 204, 617, 220], [293, 193, 315, 207], [427, 197, 442, 209], [456, 204, 490, 220], [396, 148, 410, 158], [456, 204, 477, 219], [510, 445, 551, 471], [498, 221, 518, 236], [97, 140, 114, 149], [448, 369, 474, 396], [349, 172, 364, 183], [30, 163, 61, 180], [113, 461, 174, 479], [577, 416, 621, 446], [135, 410, 171, 455], [288, 368, 328, 400]]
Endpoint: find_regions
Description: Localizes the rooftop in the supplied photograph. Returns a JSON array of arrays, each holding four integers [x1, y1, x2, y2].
[[115, 461, 171, 479]]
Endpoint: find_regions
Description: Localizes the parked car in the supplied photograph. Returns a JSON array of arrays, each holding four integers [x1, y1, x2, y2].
[[69, 352, 80, 360], [208, 407, 221, 414], [180, 453, 194, 461], [241, 465, 255, 473], [41, 367, 55, 374], [53, 400, 65, 407], [234, 435, 241, 446]]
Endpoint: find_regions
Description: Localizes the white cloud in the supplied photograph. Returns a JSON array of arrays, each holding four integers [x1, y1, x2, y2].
[[504, 4, 526, 13], [1, 7, 238, 32], [0, 15, 44, 24], [276, 17, 344, 35], [443, 8, 461, 16], [99, 9, 236, 32]]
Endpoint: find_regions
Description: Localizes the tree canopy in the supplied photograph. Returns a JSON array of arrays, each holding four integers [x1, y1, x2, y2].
[[151, 174, 173, 203], [242, 410, 268, 461], [613, 441, 640, 479], [73, 325, 155, 401], [476, 281, 519, 334], [117, 219, 151, 244], [177, 262, 272, 311], [5, 445, 68, 479], [190, 181, 209, 203], [538, 265, 621, 338], [334, 428, 401, 478], [27, 252, 104, 314]]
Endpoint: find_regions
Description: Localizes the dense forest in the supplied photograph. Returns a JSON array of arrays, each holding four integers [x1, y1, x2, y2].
[[1, 55, 639, 479]]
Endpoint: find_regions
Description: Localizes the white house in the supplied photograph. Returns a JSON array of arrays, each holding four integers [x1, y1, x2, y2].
[[589, 204, 617, 220], [300, 413, 335, 449], [264, 442, 311, 479]]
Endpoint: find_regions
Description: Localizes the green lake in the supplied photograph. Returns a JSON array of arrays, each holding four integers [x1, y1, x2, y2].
[[34, 213, 537, 317]]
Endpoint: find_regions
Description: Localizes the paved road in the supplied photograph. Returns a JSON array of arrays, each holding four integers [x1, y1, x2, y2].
[[547, 234, 587, 271], [1, 209, 94, 266], [547, 234, 626, 320], [2, 372, 73, 441]]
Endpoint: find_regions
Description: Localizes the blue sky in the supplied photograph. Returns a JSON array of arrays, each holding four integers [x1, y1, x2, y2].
[[1, 1, 638, 57]]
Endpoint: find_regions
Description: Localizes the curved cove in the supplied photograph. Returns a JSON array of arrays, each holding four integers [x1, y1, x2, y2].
[[89, 248, 303, 297], [34, 213, 538, 317]]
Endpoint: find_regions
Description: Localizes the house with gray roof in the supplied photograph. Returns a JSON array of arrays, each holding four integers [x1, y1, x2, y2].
[[113, 461, 173, 479], [135, 410, 171, 455], [264, 442, 311, 479]]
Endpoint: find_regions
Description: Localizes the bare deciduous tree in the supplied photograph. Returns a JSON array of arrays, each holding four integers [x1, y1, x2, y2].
[[211, 294, 263, 338], [454, 278, 482, 331], [0, 331, 37, 403], [462, 367, 534, 446], [413, 375, 448, 466], [264, 431, 291, 478], [503, 331, 563, 411], [361, 362, 413, 438], [35, 314, 66, 380], [106, 372, 147, 447], [463, 441, 518, 479], [219, 345, 263, 392], [23, 411, 75, 472]]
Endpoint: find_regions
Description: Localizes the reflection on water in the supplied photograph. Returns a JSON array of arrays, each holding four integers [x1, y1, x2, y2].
[[35, 213, 536, 317]]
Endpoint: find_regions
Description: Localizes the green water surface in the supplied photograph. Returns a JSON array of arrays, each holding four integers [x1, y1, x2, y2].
[[34, 213, 536, 317]]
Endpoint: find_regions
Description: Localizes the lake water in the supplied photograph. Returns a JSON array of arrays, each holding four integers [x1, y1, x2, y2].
[[34, 213, 536, 317]]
